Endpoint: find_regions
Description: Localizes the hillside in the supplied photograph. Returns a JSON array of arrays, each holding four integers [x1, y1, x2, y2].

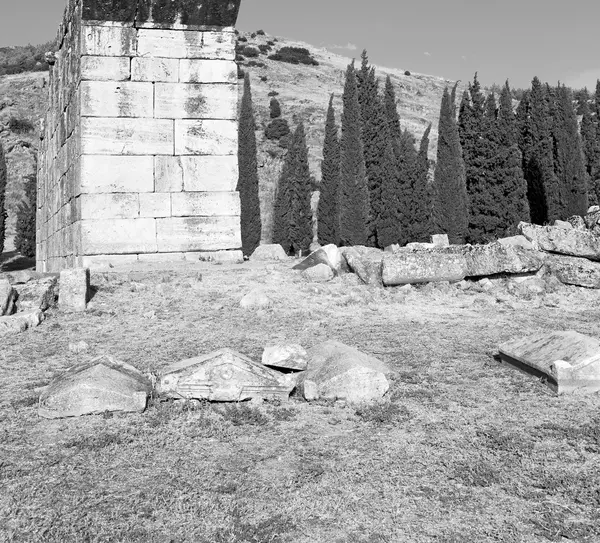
[[0, 30, 461, 244]]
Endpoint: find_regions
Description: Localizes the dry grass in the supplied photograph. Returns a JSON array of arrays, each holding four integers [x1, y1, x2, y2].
[[1, 261, 600, 542]]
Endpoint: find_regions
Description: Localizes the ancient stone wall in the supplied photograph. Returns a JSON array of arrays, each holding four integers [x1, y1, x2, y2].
[[37, 0, 243, 272]]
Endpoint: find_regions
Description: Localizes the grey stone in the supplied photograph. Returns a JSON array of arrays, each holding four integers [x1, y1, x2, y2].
[[59, 268, 90, 312], [16, 276, 58, 312], [4, 270, 37, 284], [584, 208, 600, 234], [553, 220, 573, 230], [69, 341, 90, 354], [299, 340, 391, 403], [294, 244, 344, 275], [519, 222, 600, 260], [567, 215, 587, 231], [39, 356, 152, 419], [430, 234, 450, 247], [250, 244, 288, 261], [498, 331, 600, 394], [0, 279, 17, 316], [341, 246, 383, 286], [240, 288, 272, 309], [382, 250, 467, 286], [0, 310, 42, 337], [405, 242, 436, 250], [262, 344, 308, 371], [462, 242, 545, 277], [302, 264, 334, 283], [545, 254, 600, 288], [157, 348, 297, 402], [497, 235, 534, 250], [196, 250, 244, 264]]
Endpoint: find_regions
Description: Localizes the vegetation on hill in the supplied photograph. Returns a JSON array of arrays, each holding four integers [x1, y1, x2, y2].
[[0, 42, 55, 76]]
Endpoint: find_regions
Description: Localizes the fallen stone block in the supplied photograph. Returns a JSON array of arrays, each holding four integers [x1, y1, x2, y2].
[[382, 250, 467, 286], [157, 348, 296, 402], [430, 234, 450, 247], [498, 331, 600, 394], [39, 356, 151, 418], [250, 244, 288, 261], [4, 270, 37, 284], [262, 344, 308, 371], [584, 207, 600, 234], [405, 242, 436, 250], [302, 263, 334, 282], [0, 279, 17, 316], [519, 222, 600, 261], [341, 246, 383, 286], [299, 340, 391, 403], [462, 242, 545, 277], [16, 276, 58, 312], [293, 244, 345, 275], [0, 310, 43, 337], [59, 268, 90, 312], [545, 254, 600, 288], [553, 220, 572, 230]]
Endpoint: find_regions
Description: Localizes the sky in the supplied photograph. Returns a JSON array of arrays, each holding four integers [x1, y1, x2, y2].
[[1, 0, 599, 91]]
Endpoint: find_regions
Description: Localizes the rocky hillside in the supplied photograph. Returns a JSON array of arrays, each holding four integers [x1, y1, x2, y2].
[[0, 30, 461, 244]]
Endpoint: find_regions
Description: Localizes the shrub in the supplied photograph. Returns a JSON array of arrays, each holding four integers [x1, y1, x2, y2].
[[8, 116, 34, 134], [246, 60, 266, 68], [256, 29, 266, 36], [237, 35, 247, 42], [250, 32, 257, 38], [268, 90, 279, 97], [404, 70, 411, 76], [270, 97, 281, 119], [258, 44, 271, 53], [241, 46, 259, 58], [235, 54, 245, 61], [265, 117, 290, 140], [15, 172, 37, 258], [268, 47, 319, 66], [237, 66, 245, 79], [267, 40, 275, 46], [260, 75, 268, 82]]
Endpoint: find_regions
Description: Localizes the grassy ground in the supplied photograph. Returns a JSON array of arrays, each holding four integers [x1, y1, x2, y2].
[[1, 260, 599, 542]]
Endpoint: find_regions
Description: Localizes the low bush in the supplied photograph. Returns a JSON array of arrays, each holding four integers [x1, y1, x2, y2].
[[240, 46, 260, 58], [237, 67, 245, 79], [258, 44, 271, 53], [404, 70, 411, 76], [260, 75, 268, 82], [237, 35, 247, 42], [268, 46, 319, 66], [265, 117, 290, 140], [256, 29, 266, 36], [270, 97, 281, 118], [8, 116, 35, 134], [268, 90, 279, 97], [246, 60, 266, 68], [267, 40, 275, 46]]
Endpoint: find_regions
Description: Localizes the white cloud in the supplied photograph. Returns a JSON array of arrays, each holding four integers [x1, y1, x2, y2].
[[424, 52, 431, 57], [327, 43, 358, 51]]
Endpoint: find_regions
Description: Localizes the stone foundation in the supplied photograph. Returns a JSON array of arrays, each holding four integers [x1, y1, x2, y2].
[[37, 0, 243, 272]]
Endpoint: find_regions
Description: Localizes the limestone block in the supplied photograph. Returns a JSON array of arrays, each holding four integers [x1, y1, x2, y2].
[[342, 247, 384, 286], [81, 118, 174, 155], [79, 193, 140, 220], [137, 29, 235, 60], [262, 344, 308, 371], [81, 81, 154, 118], [293, 244, 344, 274], [154, 156, 184, 192], [81, 254, 139, 269], [182, 156, 238, 192], [382, 250, 466, 286], [16, 276, 59, 312], [154, 83, 237, 119], [131, 57, 178, 82], [0, 279, 18, 316], [0, 310, 44, 338], [156, 348, 296, 402], [81, 56, 130, 81], [38, 356, 152, 419], [139, 193, 171, 218], [250, 244, 288, 261], [431, 234, 450, 247], [179, 59, 238, 83], [545, 254, 600, 288], [156, 216, 241, 252], [80, 155, 154, 194], [171, 192, 240, 217], [59, 268, 90, 312], [519, 222, 600, 260], [80, 218, 158, 254], [81, 25, 137, 57], [302, 264, 334, 283], [174, 120, 237, 155]]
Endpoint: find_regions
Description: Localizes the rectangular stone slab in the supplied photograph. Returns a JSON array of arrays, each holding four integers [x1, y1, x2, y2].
[[498, 331, 600, 394]]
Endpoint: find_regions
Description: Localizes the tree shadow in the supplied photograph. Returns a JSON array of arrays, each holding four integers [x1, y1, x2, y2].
[[0, 251, 35, 273]]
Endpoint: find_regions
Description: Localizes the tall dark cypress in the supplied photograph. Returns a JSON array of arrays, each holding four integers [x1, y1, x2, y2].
[[581, 98, 600, 205], [339, 62, 369, 246], [0, 140, 7, 255], [377, 139, 401, 248], [409, 123, 433, 242], [383, 75, 402, 151], [432, 87, 468, 244], [396, 128, 419, 246], [237, 73, 261, 256], [318, 94, 341, 245]]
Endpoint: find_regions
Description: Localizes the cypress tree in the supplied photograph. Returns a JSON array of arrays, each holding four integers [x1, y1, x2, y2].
[[377, 139, 401, 247], [0, 141, 7, 255], [237, 73, 261, 256], [409, 123, 433, 242], [383, 75, 402, 151], [581, 98, 600, 205], [15, 172, 37, 258], [318, 94, 341, 245], [432, 87, 468, 244], [339, 62, 369, 246], [396, 128, 419, 246]]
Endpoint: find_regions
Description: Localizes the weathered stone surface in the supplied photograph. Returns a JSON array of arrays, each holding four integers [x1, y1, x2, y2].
[[81, 218, 159, 254], [3, 270, 37, 285], [174, 119, 237, 155], [251, 244, 288, 261], [463, 242, 545, 277], [80, 155, 154, 194], [568, 215, 587, 231], [59, 268, 90, 312], [293, 245, 341, 272], [553, 220, 573, 230], [131, 58, 178, 83], [81, 25, 137, 57], [157, 348, 296, 402], [240, 288, 272, 310], [262, 344, 308, 371], [156, 216, 241, 252], [139, 193, 171, 218], [431, 234, 450, 247], [545, 254, 600, 288], [519, 222, 600, 261], [179, 59, 238, 84], [342, 247, 383, 286], [405, 242, 436, 250], [154, 83, 237, 119], [81, 56, 131, 81], [194, 249, 244, 263], [584, 208, 600, 235], [69, 341, 89, 354], [137, 29, 235, 60], [382, 250, 466, 286], [498, 235, 534, 250], [181, 156, 238, 192], [39, 356, 152, 419], [171, 192, 240, 217], [81, 81, 154, 118], [16, 276, 58, 312], [79, 193, 140, 220], [0, 310, 44, 337], [299, 340, 390, 403], [302, 264, 334, 283], [0, 279, 17, 316], [498, 331, 600, 394]]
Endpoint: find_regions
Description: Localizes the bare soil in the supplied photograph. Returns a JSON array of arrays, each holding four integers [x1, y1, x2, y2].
[[1, 259, 599, 543]]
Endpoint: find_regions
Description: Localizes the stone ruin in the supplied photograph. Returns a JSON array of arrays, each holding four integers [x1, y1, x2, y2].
[[36, 0, 244, 273]]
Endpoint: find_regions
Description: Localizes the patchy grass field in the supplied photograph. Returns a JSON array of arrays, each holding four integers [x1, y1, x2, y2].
[[1, 260, 599, 542]]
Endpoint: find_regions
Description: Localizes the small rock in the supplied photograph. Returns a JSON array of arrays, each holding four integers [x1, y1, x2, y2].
[[457, 280, 471, 291], [130, 282, 147, 292], [250, 244, 288, 261], [568, 215, 587, 231], [0, 310, 43, 337], [477, 278, 494, 292], [302, 263, 334, 282], [143, 310, 156, 319], [497, 235, 534, 250], [0, 279, 18, 316], [240, 288, 272, 310], [5, 270, 36, 285], [262, 344, 308, 371], [430, 234, 450, 247], [69, 341, 89, 354], [16, 276, 58, 312], [59, 268, 90, 312]]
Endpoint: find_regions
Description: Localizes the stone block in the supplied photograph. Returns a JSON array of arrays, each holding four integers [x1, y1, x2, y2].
[[519, 222, 600, 261], [16, 276, 59, 312], [137, 29, 235, 60], [250, 244, 288, 261], [80, 155, 154, 194], [81, 25, 137, 57], [174, 119, 237, 155], [171, 192, 240, 217], [59, 268, 90, 312], [80, 218, 158, 254], [431, 234, 450, 247], [79, 193, 140, 220], [545, 254, 600, 288], [81, 56, 130, 81], [81, 81, 154, 117], [131, 57, 178, 82], [156, 216, 241, 252], [0, 310, 44, 338], [182, 156, 238, 192], [81, 118, 174, 155], [302, 264, 334, 283], [154, 83, 237, 119], [154, 156, 184, 192], [139, 193, 171, 218], [179, 59, 238, 83], [0, 279, 18, 316], [342, 247, 384, 286], [262, 344, 308, 371]]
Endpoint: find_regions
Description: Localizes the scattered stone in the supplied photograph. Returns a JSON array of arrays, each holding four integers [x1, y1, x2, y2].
[[143, 310, 157, 319], [497, 235, 534, 250], [38, 356, 152, 418], [302, 264, 334, 283], [341, 247, 383, 286], [498, 331, 600, 394], [463, 242, 545, 277], [197, 250, 244, 264], [59, 268, 90, 312], [477, 278, 494, 292], [405, 242, 436, 250], [4, 270, 37, 284], [262, 344, 308, 371], [130, 281, 148, 292], [299, 340, 391, 403], [382, 250, 466, 286], [157, 348, 297, 402], [430, 234, 450, 247], [0, 315, 28, 337], [553, 220, 573, 230], [250, 244, 288, 261], [519, 222, 600, 261], [16, 276, 58, 312], [240, 288, 272, 309], [0, 279, 17, 316], [584, 207, 600, 234], [545, 254, 600, 289], [567, 215, 587, 231], [69, 341, 89, 354], [457, 280, 472, 291]]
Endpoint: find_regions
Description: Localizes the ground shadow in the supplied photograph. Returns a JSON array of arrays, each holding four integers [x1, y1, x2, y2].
[[0, 251, 35, 273]]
